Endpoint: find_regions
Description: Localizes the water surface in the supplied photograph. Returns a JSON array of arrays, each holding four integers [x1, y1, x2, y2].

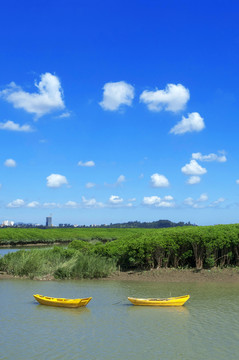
[[0, 279, 238, 359]]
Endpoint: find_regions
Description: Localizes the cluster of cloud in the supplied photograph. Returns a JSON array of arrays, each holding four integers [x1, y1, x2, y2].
[[184, 193, 225, 208], [6, 193, 226, 210], [192, 152, 227, 162], [181, 151, 227, 185], [142, 195, 175, 208], [0, 73, 65, 119], [0, 75, 204, 136], [6, 196, 132, 209], [99, 81, 205, 135], [100, 82, 189, 113]]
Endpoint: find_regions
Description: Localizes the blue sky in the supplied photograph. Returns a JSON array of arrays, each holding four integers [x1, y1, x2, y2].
[[1, 0, 239, 226]]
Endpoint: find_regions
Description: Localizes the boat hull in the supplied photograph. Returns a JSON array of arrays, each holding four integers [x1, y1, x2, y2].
[[33, 294, 92, 308], [128, 295, 190, 306]]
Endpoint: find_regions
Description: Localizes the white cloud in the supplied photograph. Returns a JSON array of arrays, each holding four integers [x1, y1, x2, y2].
[[78, 160, 95, 167], [198, 193, 208, 202], [140, 83, 190, 112], [157, 201, 175, 208], [170, 112, 205, 135], [187, 176, 201, 185], [7, 199, 25, 208], [1, 73, 65, 118], [85, 182, 96, 188], [99, 81, 134, 111], [82, 196, 104, 208], [183, 194, 225, 209], [27, 201, 40, 208], [46, 174, 68, 188], [181, 160, 207, 176], [65, 201, 78, 208], [142, 195, 175, 207], [164, 195, 174, 201], [236, 180, 239, 184], [150, 173, 170, 188], [143, 196, 161, 205], [109, 195, 123, 204], [0, 120, 34, 132], [192, 152, 227, 162], [4, 159, 16, 167]]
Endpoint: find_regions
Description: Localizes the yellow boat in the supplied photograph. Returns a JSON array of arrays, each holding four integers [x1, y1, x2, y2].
[[128, 295, 190, 306], [33, 294, 92, 308]]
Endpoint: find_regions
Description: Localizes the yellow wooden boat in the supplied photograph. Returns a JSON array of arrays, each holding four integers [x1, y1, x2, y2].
[[128, 295, 190, 306], [33, 294, 92, 308]]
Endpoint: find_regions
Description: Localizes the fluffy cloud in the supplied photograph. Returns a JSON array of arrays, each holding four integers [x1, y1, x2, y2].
[[170, 112, 205, 135], [187, 176, 201, 185], [78, 160, 95, 167], [46, 174, 68, 188], [0, 120, 34, 132], [142, 195, 175, 207], [99, 81, 134, 111], [140, 83, 189, 112], [150, 173, 170, 187], [4, 159, 16, 167], [109, 195, 123, 204], [181, 160, 207, 176], [1, 73, 65, 118], [192, 152, 227, 162], [236, 180, 239, 185], [7, 199, 25, 208]]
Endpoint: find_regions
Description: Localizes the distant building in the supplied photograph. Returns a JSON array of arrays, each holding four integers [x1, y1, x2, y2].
[[2, 220, 14, 227], [46, 217, 52, 227]]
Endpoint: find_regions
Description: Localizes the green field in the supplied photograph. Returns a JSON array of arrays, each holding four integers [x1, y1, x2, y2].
[[1, 225, 239, 277]]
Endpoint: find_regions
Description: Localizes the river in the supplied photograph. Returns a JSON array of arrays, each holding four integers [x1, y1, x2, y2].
[[0, 278, 238, 359]]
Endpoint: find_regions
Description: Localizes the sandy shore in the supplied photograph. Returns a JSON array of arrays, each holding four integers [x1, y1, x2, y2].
[[1, 268, 239, 282]]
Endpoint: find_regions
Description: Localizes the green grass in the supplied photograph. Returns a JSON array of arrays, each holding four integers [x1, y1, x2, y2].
[[0, 246, 117, 279]]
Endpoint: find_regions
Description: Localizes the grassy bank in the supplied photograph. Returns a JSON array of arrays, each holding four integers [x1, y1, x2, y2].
[[0, 246, 117, 279], [2, 224, 239, 273]]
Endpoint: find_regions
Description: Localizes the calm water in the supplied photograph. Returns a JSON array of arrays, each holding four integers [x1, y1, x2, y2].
[[0, 278, 239, 360]]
